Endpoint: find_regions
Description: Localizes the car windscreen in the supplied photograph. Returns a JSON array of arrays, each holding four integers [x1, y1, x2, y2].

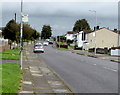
[[35, 44, 42, 47]]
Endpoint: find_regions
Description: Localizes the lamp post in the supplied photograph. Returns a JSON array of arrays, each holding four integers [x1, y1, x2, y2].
[[20, 0, 23, 70], [89, 10, 97, 54]]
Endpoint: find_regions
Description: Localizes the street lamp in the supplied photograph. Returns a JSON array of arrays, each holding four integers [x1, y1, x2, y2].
[[20, 0, 23, 70], [89, 10, 97, 54]]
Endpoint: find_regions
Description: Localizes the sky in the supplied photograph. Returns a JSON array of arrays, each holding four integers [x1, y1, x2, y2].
[[1, 0, 119, 36]]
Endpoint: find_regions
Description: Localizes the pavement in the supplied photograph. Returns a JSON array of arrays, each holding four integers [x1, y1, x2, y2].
[[53, 43, 119, 63], [19, 44, 74, 94], [69, 49, 119, 63]]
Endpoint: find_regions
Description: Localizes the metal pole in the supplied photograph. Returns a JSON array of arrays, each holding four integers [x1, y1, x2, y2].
[[15, 13, 16, 22], [20, 0, 23, 70], [89, 10, 97, 54], [94, 11, 97, 55]]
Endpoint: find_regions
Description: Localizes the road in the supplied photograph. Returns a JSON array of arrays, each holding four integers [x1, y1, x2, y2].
[[38, 45, 118, 93]]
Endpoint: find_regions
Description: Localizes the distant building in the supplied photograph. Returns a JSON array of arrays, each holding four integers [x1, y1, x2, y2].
[[86, 28, 120, 50], [65, 31, 75, 40], [0, 27, 8, 46], [74, 31, 88, 48]]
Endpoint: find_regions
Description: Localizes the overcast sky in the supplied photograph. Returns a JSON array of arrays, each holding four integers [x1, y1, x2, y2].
[[1, 0, 119, 36]]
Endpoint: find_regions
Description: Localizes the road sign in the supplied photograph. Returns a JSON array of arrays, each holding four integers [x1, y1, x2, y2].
[[22, 14, 28, 23]]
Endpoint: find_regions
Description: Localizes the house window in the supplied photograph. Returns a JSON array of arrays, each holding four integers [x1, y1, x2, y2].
[[82, 32, 86, 41]]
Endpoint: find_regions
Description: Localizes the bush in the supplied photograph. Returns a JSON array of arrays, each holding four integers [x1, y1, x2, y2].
[[56, 44, 68, 49], [88, 48, 108, 54], [67, 40, 74, 46]]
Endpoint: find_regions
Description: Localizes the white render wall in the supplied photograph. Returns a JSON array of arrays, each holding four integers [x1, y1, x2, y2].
[[66, 34, 74, 40], [77, 32, 83, 47], [0, 38, 8, 46], [111, 49, 120, 56], [86, 28, 119, 49], [76, 31, 88, 48]]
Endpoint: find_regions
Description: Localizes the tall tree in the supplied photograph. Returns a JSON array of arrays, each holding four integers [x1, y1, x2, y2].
[[41, 25, 52, 39], [32, 29, 40, 40], [23, 24, 34, 40], [3, 19, 20, 43], [73, 19, 91, 32], [3, 19, 40, 44]]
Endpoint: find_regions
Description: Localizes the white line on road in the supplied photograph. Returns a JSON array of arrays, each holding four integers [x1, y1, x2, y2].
[[104, 67, 117, 72]]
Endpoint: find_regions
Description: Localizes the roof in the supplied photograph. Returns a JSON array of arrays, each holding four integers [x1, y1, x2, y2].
[[89, 28, 120, 35], [67, 31, 74, 34]]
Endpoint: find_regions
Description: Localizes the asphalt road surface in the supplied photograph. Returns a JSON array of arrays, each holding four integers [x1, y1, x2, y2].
[[38, 45, 118, 93]]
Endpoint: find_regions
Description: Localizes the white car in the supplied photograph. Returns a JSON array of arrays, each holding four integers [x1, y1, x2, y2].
[[43, 41, 49, 46], [33, 43, 44, 53]]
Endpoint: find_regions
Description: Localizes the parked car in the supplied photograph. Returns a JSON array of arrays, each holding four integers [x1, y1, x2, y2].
[[48, 40, 53, 44], [45, 39, 50, 42], [43, 41, 49, 46], [33, 43, 44, 53]]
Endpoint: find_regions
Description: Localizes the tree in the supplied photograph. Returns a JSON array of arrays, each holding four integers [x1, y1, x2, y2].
[[32, 29, 40, 40], [73, 19, 91, 32], [41, 25, 52, 39], [23, 24, 35, 40], [3, 19, 40, 46], [3, 19, 20, 43]]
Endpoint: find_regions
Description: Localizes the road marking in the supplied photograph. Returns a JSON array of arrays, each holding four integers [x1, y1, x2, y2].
[[104, 67, 117, 72]]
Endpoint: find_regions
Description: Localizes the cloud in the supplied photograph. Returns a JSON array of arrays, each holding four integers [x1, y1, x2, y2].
[[1, 0, 119, 2], [2, 2, 118, 36]]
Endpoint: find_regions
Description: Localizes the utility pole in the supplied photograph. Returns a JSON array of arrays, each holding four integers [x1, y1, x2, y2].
[[89, 10, 97, 55], [15, 13, 16, 22], [20, 0, 23, 70]]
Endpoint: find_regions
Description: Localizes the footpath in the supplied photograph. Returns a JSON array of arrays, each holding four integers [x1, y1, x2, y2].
[[19, 44, 74, 94], [53, 43, 119, 63], [69, 49, 119, 63]]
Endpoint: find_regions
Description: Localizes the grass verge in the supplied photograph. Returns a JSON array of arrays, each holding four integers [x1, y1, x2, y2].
[[2, 63, 22, 93], [0, 49, 20, 60]]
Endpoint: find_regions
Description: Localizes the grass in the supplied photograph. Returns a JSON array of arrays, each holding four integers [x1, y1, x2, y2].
[[57, 42, 66, 45], [2, 63, 22, 93], [69, 46, 74, 49], [0, 64, 2, 93], [0, 49, 20, 60]]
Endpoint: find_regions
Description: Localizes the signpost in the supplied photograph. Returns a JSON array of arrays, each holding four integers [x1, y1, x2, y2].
[[20, 0, 29, 70], [22, 14, 28, 23], [20, 0, 23, 70]]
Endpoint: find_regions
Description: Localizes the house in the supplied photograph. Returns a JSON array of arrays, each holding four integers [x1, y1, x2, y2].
[[0, 27, 8, 47], [86, 28, 120, 50], [74, 31, 88, 48], [65, 31, 75, 41]]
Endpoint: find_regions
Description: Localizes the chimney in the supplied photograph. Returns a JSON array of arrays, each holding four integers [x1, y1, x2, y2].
[[94, 26, 99, 31], [96, 26, 99, 30], [114, 29, 117, 31]]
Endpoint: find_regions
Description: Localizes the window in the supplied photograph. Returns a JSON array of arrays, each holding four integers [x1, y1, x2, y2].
[[82, 32, 86, 41]]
